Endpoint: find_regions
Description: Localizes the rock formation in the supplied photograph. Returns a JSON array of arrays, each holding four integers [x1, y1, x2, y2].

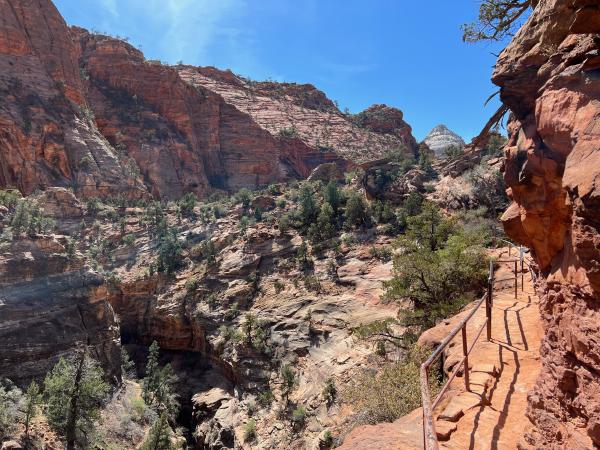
[[0, 233, 121, 385], [423, 124, 465, 157], [497, 0, 600, 447], [0, 0, 417, 201]]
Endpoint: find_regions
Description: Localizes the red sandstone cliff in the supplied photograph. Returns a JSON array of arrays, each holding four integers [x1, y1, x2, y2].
[[497, 0, 600, 447], [0, 0, 417, 201]]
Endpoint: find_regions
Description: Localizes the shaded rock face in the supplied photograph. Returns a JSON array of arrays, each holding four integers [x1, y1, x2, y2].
[[496, 0, 600, 447], [0, 235, 121, 385], [423, 124, 465, 157], [0, 0, 418, 201]]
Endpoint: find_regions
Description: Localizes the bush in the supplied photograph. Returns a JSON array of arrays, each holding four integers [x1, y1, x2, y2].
[[298, 184, 319, 227], [291, 405, 307, 427], [384, 203, 487, 336], [308, 202, 336, 243], [258, 390, 274, 408], [10, 198, 55, 236], [274, 280, 285, 294], [322, 378, 337, 407], [278, 126, 298, 138], [185, 277, 199, 293], [303, 275, 321, 292], [278, 214, 291, 235], [323, 180, 342, 212], [86, 197, 102, 215], [243, 419, 256, 442], [344, 346, 439, 424], [122, 233, 135, 246], [444, 145, 463, 159], [156, 231, 182, 274], [234, 188, 252, 208], [280, 365, 296, 403], [0, 379, 23, 436], [344, 191, 369, 229], [178, 192, 197, 217]]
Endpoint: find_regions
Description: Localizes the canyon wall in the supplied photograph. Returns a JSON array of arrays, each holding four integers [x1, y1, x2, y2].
[[0, 0, 417, 201], [0, 233, 121, 385], [497, 0, 600, 447]]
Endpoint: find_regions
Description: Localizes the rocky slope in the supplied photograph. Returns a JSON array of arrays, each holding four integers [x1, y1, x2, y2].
[[0, 0, 417, 201], [496, 0, 600, 448], [423, 124, 465, 157]]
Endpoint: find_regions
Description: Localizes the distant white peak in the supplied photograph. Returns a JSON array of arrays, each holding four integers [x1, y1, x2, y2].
[[423, 124, 465, 157]]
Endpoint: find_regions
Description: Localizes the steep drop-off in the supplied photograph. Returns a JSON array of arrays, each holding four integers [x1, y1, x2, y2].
[[497, 0, 600, 447]]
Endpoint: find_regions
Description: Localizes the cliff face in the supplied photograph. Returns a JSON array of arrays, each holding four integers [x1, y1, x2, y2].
[[0, 0, 148, 200], [0, 0, 417, 201], [0, 233, 121, 385], [497, 0, 600, 447]]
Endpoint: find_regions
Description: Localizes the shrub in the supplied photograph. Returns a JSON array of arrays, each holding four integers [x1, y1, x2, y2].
[[246, 399, 257, 417], [323, 180, 342, 212], [344, 345, 439, 424], [322, 378, 337, 407], [258, 390, 274, 408], [0, 189, 21, 209], [280, 365, 296, 403], [234, 188, 252, 208], [308, 202, 336, 243], [122, 233, 135, 246], [291, 405, 307, 427], [86, 197, 102, 215], [0, 379, 23, 436], [303, 275, 321, 292], [344, 191, 369, 229], [278, 214, 291, 235], [131, 397, 154, 425], [369, 245, 392, 262], [243, 419, 256, 442], [444, 145, 463, 159], [384, 203, 487, 336], [178, 192, 197, 217], [185, 277, 199, 293], [10, 198, 55, 236], [274, 280, 285, 294], [297, 185, 319, 229], [278, 126, 298, 138], [121, 347, 135, 378], [79, 155, 94, 169], [156, 231, 182, 274]]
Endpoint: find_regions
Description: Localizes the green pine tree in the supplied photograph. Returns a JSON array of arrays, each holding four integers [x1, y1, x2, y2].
[[44, 352, 109, 450], [140, 412, 176, 450], [23, 380, 43, 438], [141, 341, 179, 418]]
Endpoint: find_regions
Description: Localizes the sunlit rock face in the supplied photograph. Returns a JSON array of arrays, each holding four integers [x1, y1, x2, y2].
[[0, 0, 419, 201], [423, 124, 465, 157], [496, 0, 600, 447]]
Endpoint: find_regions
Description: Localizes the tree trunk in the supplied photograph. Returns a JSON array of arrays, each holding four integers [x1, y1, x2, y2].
[[66, 351, 85, 450]]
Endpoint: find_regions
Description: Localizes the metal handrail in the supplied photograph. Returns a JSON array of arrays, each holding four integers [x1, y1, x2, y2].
[[420, 242, 532, 449]]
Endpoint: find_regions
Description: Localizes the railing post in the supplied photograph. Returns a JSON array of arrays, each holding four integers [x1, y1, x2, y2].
[[487, 260, 493, 341], [520, 246, 524, 291], [461, 325, 470, 392], [514, 260, 518, 299]]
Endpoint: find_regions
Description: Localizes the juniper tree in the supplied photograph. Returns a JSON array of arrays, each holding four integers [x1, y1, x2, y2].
[[140, 412, 176, 450], [44, 352, 109, 450], [23, 381, 43, 438], [461, 0, 532, 43], [141, 341, 179, 419]]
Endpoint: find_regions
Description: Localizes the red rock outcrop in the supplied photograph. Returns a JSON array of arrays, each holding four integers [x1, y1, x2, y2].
[[1, 0, 418, 201], [497, 0, 600, 447], [0, 0, 148, 200]]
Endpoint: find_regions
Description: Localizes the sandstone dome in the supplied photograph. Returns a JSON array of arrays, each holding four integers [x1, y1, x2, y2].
[[423, 124, 465, 157]]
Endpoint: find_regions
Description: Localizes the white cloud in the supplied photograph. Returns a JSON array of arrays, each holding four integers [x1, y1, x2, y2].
[[149, 0, 246, 64], [99, 0, 118, 17]]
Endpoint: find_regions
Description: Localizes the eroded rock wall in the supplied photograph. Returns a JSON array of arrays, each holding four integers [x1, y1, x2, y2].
[[497, 0, 600, 447], [0, 235, 121, 385]]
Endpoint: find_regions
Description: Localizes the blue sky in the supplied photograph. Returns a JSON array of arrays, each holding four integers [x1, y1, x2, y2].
[[54, 0, 508, 141]]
